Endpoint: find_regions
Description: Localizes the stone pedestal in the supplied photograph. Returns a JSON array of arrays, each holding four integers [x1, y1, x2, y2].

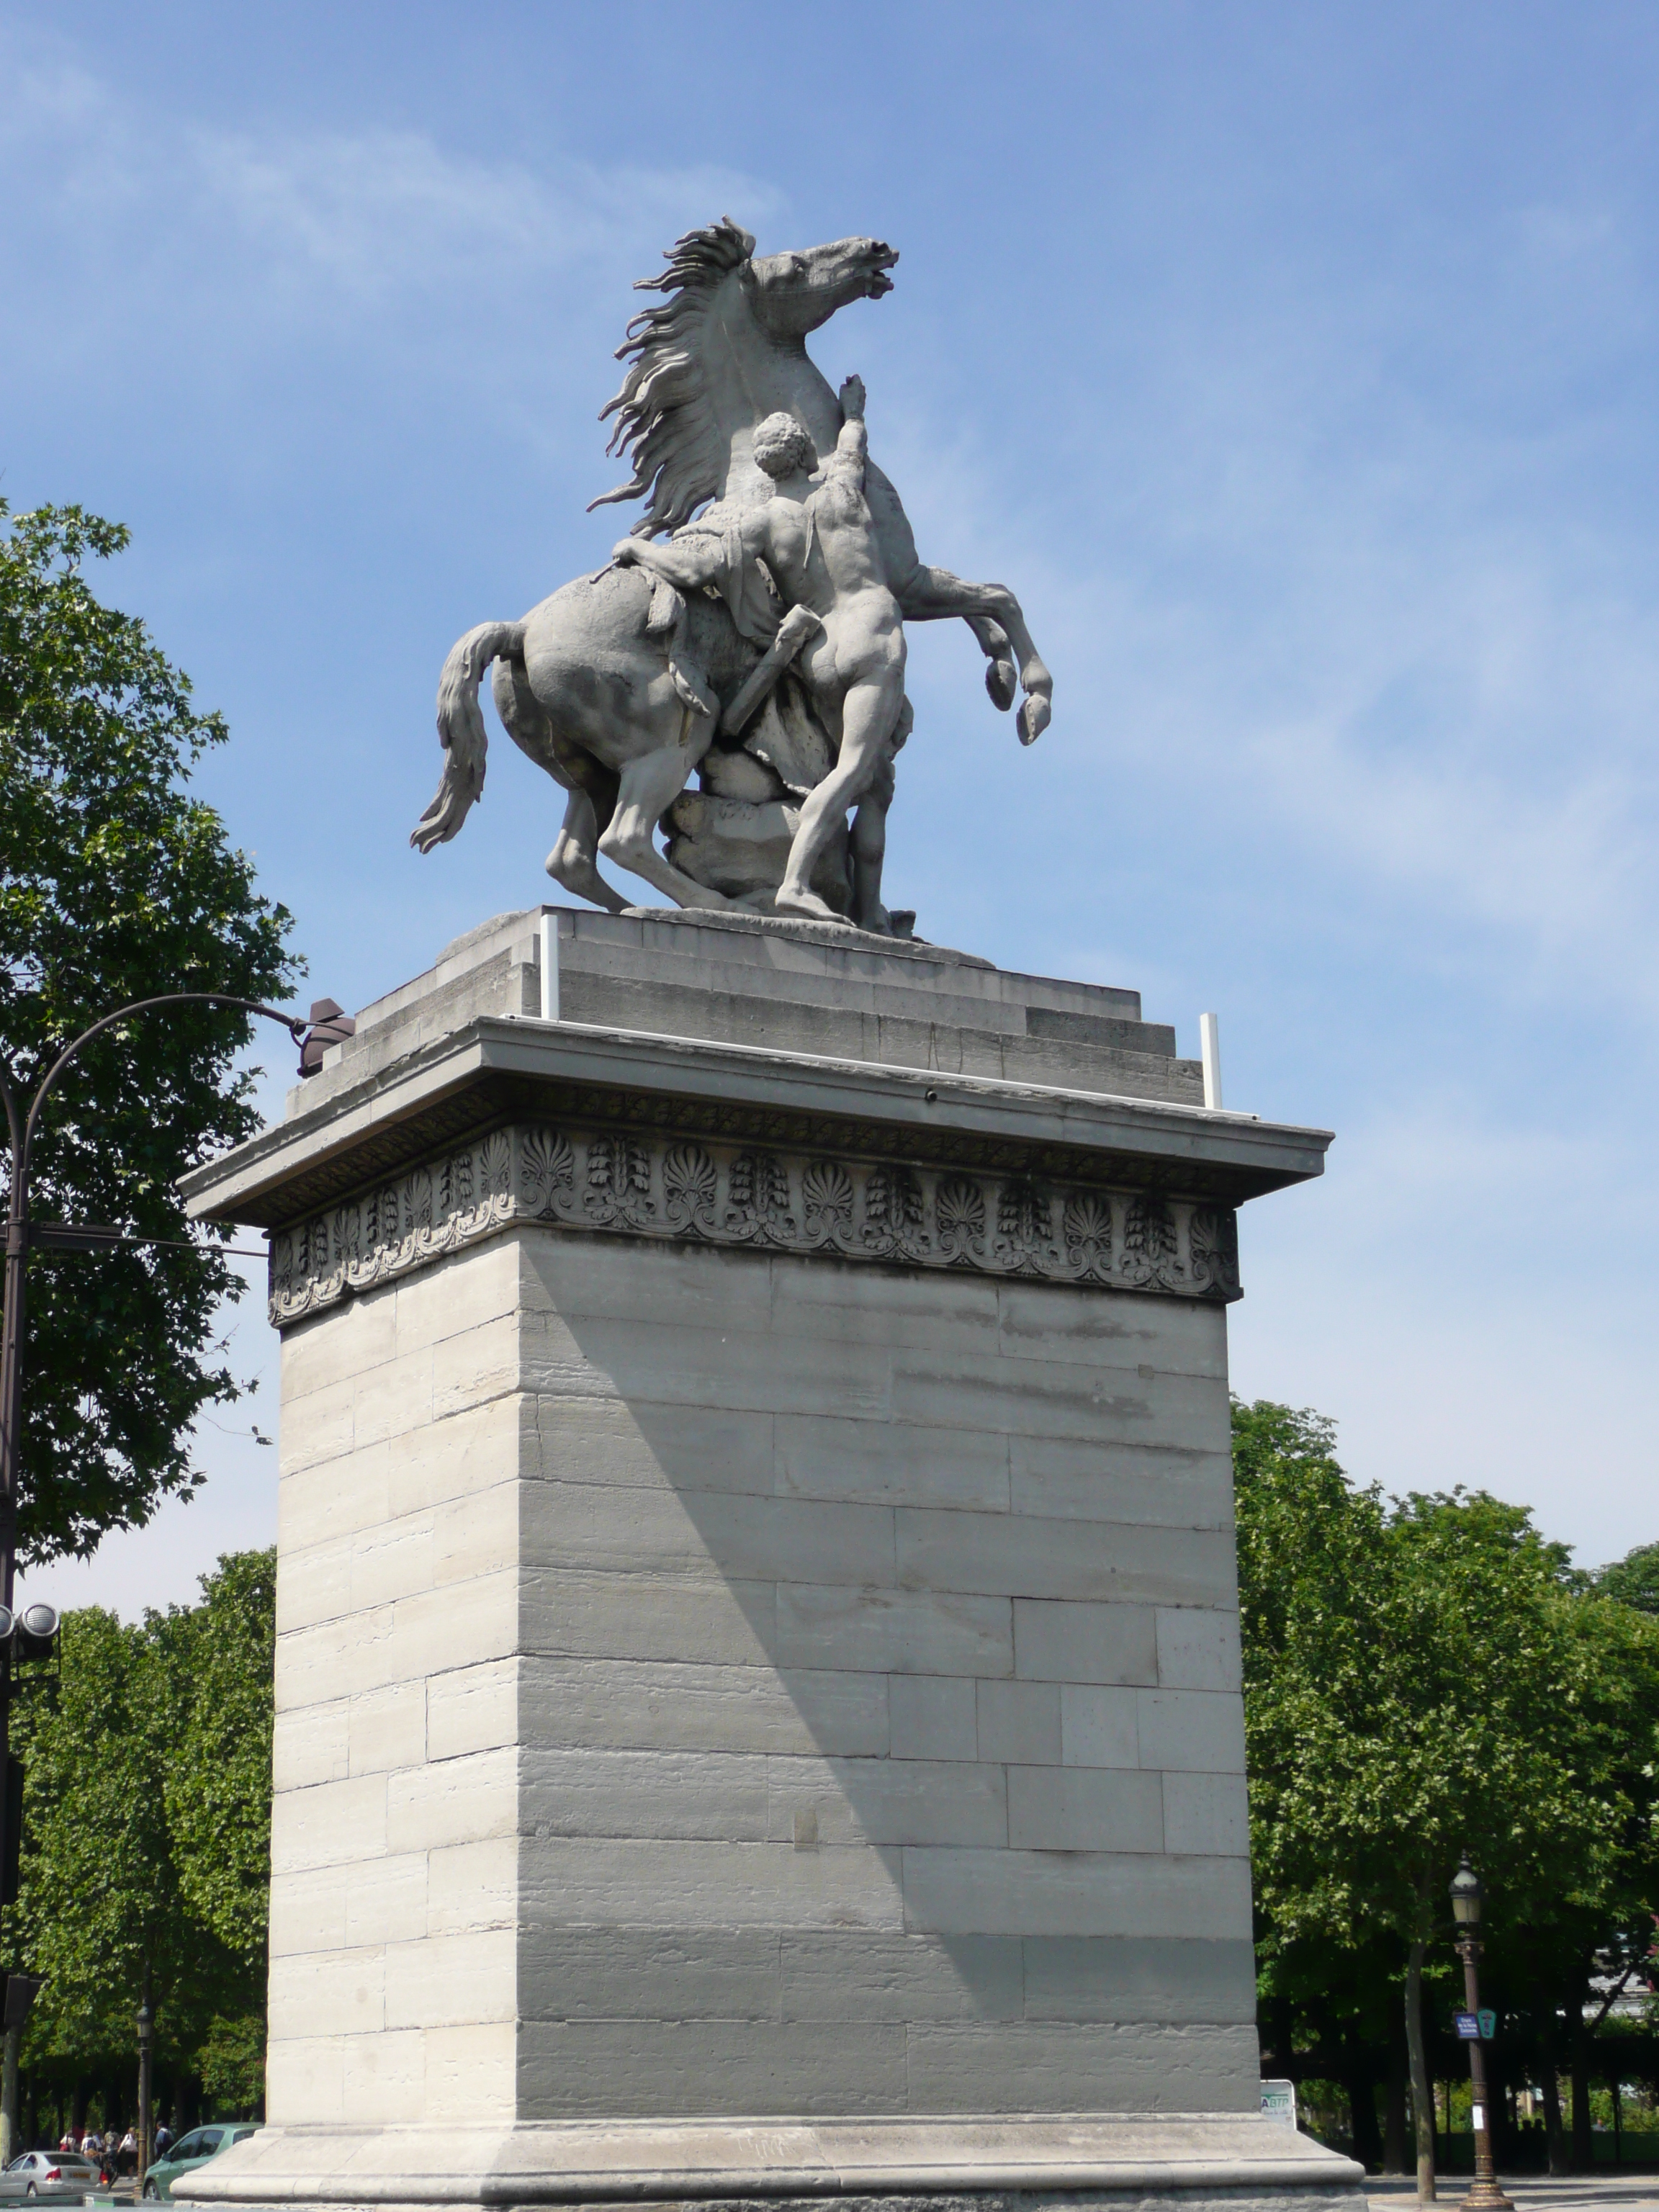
[[179, 908, 1354, 2212]]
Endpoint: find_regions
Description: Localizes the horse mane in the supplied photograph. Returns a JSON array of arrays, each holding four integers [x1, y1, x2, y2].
[[588, 217, 755, 538]]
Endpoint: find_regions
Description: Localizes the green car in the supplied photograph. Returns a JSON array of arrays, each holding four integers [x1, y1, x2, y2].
[[140, 2126, 261, 2204]]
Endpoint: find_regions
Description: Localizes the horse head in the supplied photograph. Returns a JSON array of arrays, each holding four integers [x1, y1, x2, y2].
[[593, 220, 901, 536], [743, 235, 899, 341]]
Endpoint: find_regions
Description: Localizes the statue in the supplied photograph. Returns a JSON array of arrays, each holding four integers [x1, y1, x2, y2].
[[411, 220, 1050, 934]]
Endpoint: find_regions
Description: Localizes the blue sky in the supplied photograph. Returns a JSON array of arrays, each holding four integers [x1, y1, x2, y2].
[[5, 1, 1658, 1613]]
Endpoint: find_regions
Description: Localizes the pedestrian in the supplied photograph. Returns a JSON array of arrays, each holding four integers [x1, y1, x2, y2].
[[154, 2119, 173, 2157], [119, 2128, 138, 2177]]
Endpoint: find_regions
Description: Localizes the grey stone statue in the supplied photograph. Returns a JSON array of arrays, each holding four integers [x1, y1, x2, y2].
[[411, 219, 1050, 932]]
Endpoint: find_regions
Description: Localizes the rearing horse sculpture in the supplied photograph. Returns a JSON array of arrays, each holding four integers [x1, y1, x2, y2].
[[412, 220, 1051, 922]]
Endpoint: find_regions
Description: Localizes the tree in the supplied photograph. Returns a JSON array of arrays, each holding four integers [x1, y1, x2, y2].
[[9, 1552, 276, 2126], [1597, 1542, 1659, 1617], [0, 502, 300, 1561], [1236, 1401, 1659, 2190]]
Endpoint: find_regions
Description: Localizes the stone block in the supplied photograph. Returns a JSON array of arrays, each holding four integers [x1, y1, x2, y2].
[[272, 1699, 349, 1791], [269, 1866, 350, 1958], [994, 1286, 1228, 1379], [348, 1679, 427, 1776], [516, 2018, 909, 2119], [1135, 1688, 1248, 1774], [1060, 1684, 1141, 1769], [521, 1479, 896, 1588], [271, 1774, 387, 1875], [426, 1838, 518, 1935], [767, 1259, 1002, 1353], [900, 1846, 1252, 1939], [352, 1348, 435, 1449], [1013, 1599, 1159, 1685], [267, 1949, 385, 2039], [521, 1747, 770, 1842], [387, 1395, 522, 1518], [343, 1853, 429, 1948], [1021, 1936, 1259, 2024], [1009, 1437, 1234, 1530], [765, 1756, 1008, 1849], [524, 1233, 775, 1336], [395, 1245, 521, 1356], [386, 1746, 518, 1853], [902, 2021, 1260, 2113], [1156, 1606, 1244, 1691], [889, 1674, 976, 1761], [891, 1349, 1225, 1449], [529, 1394, 773, 1498], [426, 1658, 518, 1760], [338, 2027, 426, 2125], [282, 1291, 397, 1404], [422, 2021, 517, 2123], [518, 1835, 907, 1931], [1163, 1771, 1251, 1857], [1006, 1766, 1164, 1853], [976, 1679, 1061, 1765], [774, 1413, 1010, 1513], [898, 1509, 1232, 1606], [521, 1568, 776, 1668], [778, 1932, 1024, 2023], [383, 1928, 516, 2028], [519, 1656, 889, 1758], [519, 1928, 783, 2023], [775, 1583, 1012, 1677], [278, 1444, 392, 1552]]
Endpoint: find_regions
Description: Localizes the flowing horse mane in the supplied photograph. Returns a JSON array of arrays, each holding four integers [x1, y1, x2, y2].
[[588, 217, 757, 539]]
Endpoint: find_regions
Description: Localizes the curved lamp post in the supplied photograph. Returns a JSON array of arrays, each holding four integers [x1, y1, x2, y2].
[[0, 992, 307, 1928], [1450, 1857, 1514, 2212]]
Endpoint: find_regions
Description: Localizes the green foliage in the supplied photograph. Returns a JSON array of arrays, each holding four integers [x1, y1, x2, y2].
[[0, 501, 300, 1563], [9, 1552, 275, 2112], [1237, 1400, 1659, 1959], [1598, 1541, 1659, 1617], [1237, 1400, 1659, 2169]]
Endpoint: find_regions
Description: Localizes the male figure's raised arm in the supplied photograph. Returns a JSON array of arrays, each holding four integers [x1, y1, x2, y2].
[[825, 374, 868, 486]]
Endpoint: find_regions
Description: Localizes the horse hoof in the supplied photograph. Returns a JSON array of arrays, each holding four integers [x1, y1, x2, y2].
[[1017, 693, 1051, 747], [985, 657, 1017, 712]]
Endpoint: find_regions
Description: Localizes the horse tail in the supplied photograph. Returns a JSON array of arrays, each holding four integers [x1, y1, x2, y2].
[[410, 620, 526, 853]]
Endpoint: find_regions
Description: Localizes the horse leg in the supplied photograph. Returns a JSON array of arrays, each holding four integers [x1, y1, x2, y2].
[[897, 568, 1053, 744], [597, 728, 733, 912], [547, 785, 629, 914], [490, 655, 629, 913]]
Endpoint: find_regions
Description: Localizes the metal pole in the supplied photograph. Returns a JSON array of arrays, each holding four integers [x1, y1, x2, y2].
[[0, 992, 305, 1966], [1457, 1928, 1513, 2212], [136, 1988, 153, 2188]]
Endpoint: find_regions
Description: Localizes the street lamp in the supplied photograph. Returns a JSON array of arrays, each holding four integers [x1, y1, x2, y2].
[[0, 990, 310, 1947], [135, 1996, 153, 2186], [1450, 1856, 1513, 2212]]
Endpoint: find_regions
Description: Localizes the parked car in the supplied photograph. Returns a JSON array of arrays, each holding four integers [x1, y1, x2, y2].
[[0, 2151, 99, 2201], [141, 2127, 261, 2205]]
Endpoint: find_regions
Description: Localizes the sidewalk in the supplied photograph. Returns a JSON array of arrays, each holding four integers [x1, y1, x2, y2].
[[1367, 2179, 1659, 2211]]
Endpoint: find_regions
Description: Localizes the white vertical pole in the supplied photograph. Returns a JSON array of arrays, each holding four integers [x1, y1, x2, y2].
[[1200, 1011, 1223, 1110], [540, 910, 559, 1024]]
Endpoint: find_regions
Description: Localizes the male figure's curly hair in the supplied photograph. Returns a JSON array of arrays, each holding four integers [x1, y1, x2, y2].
[[752, 412, 818, 480]]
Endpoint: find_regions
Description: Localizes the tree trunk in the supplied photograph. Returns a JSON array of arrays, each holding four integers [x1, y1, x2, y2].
[[1570, 1960, 1593, 2170], [1406, 1937, 1437, 2202], [0, 2023, 20, 2167], [1537, 1973, 1567, 2176], [1384, 1995, 1411, 2174]]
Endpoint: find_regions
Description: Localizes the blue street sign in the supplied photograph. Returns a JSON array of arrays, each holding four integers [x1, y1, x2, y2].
[[1455, 2013, 1480, 2038], [1478, 2009, 1496, 2040]]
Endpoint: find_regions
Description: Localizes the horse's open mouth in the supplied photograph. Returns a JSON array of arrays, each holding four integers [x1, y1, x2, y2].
[[865, 247, 899, 298]]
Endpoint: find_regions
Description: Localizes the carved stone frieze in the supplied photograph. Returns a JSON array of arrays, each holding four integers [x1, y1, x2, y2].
[[267, 1120, 1242, 1328]]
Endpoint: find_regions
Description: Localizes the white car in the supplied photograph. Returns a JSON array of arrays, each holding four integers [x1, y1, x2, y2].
[[0, 2151, 98, 2202]]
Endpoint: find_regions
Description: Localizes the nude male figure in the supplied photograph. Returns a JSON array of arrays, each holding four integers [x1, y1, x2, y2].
[[614, 375, 907, 927]]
